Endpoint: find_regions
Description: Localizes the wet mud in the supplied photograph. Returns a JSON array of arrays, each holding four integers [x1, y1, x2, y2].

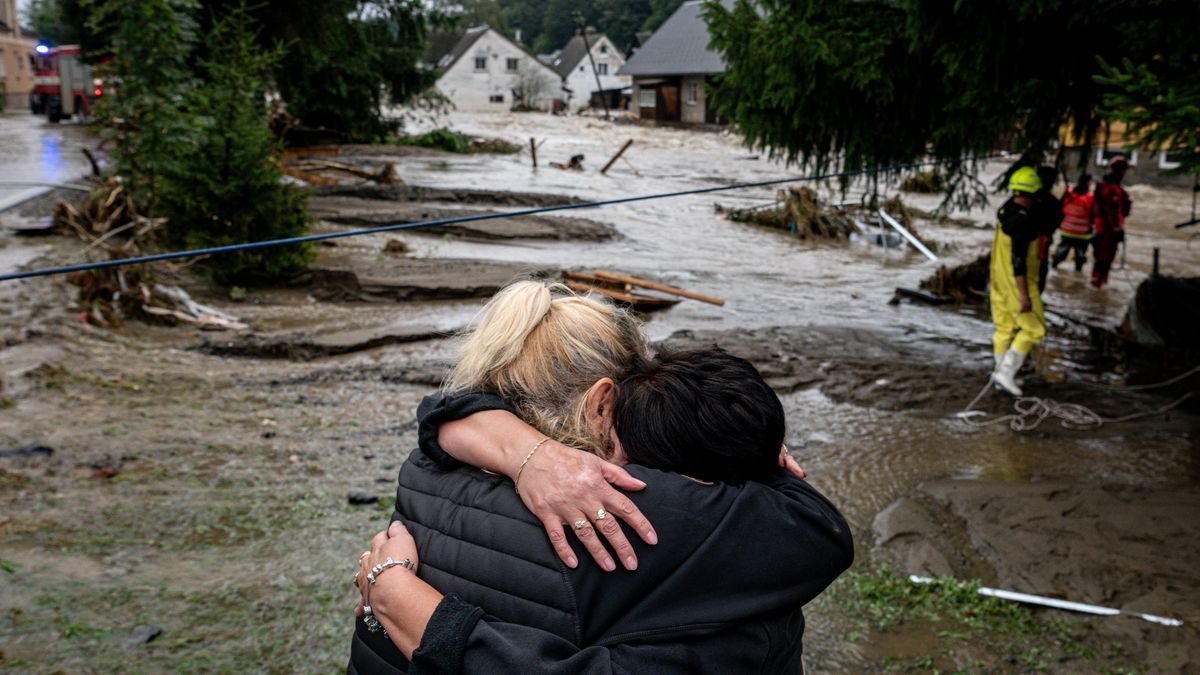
[[309, 196, 617, 241], [874, 481, 1200, 669], [311, 182, 585, 208]]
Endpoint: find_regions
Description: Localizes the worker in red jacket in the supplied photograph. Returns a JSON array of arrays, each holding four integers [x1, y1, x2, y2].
[[1091, 156, 1132, 288], [1051, 173, 1094, 272]]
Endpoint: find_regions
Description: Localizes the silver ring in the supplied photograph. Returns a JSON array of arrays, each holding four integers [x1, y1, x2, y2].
[[574, 519, 587, 530], [595, 508, 607, 520]]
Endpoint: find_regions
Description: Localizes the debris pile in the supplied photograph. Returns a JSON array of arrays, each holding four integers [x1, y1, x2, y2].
[[52, 179, 246, 330], [918, 254, 990, 304], [900, 170, 946, 194], [716, 187, 862, 240]]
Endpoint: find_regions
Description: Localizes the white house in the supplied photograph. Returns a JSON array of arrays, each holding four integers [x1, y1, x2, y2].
[[547, 31, 630, 112], [428, 26, 561, 112]]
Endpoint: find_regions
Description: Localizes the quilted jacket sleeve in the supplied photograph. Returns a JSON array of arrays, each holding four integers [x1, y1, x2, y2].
[[415, 391, 517, 468]]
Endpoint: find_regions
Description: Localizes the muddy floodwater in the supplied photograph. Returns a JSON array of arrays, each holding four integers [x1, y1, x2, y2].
[[1, 110, 1198, 672]]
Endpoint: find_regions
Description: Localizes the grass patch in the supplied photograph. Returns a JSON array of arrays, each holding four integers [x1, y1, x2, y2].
[[815, 566, 1135, 672]]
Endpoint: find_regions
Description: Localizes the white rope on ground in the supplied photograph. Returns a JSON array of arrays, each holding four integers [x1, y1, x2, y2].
[[958, 364, 1199, 432]]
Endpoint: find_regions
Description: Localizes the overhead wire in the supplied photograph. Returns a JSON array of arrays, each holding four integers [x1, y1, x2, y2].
[[0, 154, 1000, 283]]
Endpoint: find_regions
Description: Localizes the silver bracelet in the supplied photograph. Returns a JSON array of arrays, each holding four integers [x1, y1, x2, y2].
[[363, 557, 416, 633]]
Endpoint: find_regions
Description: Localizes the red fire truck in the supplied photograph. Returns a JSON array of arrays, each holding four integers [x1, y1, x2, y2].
[[30, 45, 108, 122]]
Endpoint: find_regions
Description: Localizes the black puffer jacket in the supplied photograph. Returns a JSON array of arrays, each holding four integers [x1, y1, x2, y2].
[[348, 393, 854, 674]]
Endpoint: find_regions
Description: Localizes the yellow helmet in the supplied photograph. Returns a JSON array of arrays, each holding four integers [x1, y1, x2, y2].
[[1008, 166, 1042, 194]]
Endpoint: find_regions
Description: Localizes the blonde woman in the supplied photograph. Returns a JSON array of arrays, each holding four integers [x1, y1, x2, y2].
[[348, 281, 851, 673]]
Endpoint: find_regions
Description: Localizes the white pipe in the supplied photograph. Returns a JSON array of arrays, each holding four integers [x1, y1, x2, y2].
[[908, 575, 1183, 627], [879, 210, 938, 261]]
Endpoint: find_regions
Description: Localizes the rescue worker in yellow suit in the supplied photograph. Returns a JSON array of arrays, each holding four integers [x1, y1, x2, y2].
[[990, 166, 1045, 396]]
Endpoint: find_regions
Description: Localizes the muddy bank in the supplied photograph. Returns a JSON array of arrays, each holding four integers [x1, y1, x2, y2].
[[311, 183, 584, 208], [198, 322, 450, 360], [661, 324, 1199, 427], [292, 255, 549, 302], [308, 196, 616, 241], [873, 480, 1200, 669]]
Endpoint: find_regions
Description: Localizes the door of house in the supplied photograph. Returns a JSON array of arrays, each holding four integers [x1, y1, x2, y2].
[[659, 85, 679, 121]]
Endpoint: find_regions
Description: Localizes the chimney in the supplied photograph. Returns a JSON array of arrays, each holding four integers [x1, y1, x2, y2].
[[515, 28, 522, 44]]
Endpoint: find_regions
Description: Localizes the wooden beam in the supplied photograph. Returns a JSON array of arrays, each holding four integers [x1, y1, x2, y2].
[[600, 140, 634, 175], [593, 269, 725, 306]]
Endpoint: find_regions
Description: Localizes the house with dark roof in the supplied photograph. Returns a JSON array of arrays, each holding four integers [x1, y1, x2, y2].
[[545, 30, 630, 112], [617, 0, 728, 124], [427, 26, 561, 112]]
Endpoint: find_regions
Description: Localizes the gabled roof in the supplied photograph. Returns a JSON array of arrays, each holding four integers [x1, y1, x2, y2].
[[426, 26, 489, 73], [618, 0, 729, 77], [426, 25, 560, 80], [549, 32, 611, 79]]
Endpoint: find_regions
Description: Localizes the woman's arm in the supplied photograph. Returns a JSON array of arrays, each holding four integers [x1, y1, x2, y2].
[[415, 392, 658, 571], [356, 522, 637, 675]]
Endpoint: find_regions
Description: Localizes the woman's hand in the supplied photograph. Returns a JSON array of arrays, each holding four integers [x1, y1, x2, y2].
[[517, 440, 658, 572], [357, 520, 420, 609], [353, 521, 442, 660]]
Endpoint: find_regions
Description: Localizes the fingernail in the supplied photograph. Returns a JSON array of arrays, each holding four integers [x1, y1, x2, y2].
[[625, 556, 637, 570], [603, 557, 616, 572], [647, 531, 658, 545], [566, 555, 578, 568]]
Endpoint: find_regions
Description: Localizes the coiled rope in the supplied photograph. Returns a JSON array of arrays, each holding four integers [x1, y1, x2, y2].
[[958, 363, 1199, 431], [0, 155, 997, 283]]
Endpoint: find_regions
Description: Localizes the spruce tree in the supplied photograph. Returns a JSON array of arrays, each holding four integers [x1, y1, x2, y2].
[[159, 3, 313, 283]]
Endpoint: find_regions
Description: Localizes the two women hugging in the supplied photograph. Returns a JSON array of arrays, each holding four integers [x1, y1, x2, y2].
[[348, 280, 853, 674]]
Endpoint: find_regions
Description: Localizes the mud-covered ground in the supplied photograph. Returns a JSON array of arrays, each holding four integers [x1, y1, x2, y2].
[[2, 110, 1198, 673]]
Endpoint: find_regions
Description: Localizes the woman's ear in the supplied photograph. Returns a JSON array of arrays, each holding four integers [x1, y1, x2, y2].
[[583, 377, 617, 438]]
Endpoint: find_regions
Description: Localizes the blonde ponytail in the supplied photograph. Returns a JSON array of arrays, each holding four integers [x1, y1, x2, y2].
[[444, 279, 648, 455], [445, 280, 554, 392]]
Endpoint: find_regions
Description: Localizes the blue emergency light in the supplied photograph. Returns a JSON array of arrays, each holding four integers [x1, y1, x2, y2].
[[35, 44, 50, 54]]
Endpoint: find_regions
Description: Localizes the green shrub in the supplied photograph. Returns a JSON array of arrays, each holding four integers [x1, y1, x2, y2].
[[158, 4, 313, 284], [397, 128, 474, 153]]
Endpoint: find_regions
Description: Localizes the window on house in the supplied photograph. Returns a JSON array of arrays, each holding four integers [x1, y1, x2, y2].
[[597, 63, 608, 75], [506, 57, 519, 72], [638, 88, 656, 108], [474, 56, 487, 71], [1096, 148, 1138, 167], [600, 45, 608, 54], [686, 81, 698, 105], [489, 94, 505, 103], [1159, 150, 1184, 170]]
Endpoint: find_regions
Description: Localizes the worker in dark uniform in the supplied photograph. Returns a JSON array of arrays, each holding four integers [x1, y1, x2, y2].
[[1031, 165, 1062, 293], [990, 166, 1045, 396]]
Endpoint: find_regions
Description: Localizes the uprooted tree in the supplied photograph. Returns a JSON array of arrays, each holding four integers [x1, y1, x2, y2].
[[704, 0, 1200, 207]]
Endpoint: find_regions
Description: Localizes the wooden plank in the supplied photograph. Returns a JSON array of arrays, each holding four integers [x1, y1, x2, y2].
[[600, 140, 634, 175], [564, 281, 680, 310], [562, 270, 624, 289], [593, 269, 725, 306]]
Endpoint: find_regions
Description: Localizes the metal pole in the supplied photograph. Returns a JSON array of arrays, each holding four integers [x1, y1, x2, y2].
[[879, 209, 938, 261], [574, 12, 611, 121]]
